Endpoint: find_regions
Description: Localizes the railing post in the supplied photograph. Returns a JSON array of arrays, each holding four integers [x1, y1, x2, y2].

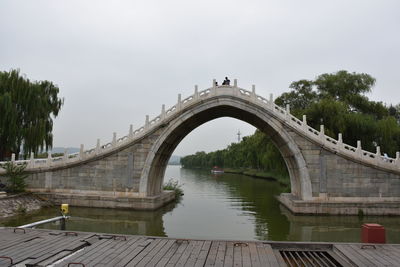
[[356, 140, 362, 157], [145, 115, 149, 130], [233, 79, 237, 88], [285, 104, 291, 121], [337, 133, 343, 150], [96, 139, 101, 154], [79, 144, 84, 160], [29, 152, 35, 168], [63, 148, 68, 163], [112, 132, 117, 147], [319, 125, 325, 144], [251, 85, 256, 101], [269, 93, 274, 109], [129, 124, 133, 138], [212, 79, 216, 88], [47, 151, 52, 167], [194, 85, 199, 100], [11, 153, 15, 162], [376, 146, 381, 156], [161, 104, 166, 120], [177, 94, 182, 110], [396, 152, 400, 166], [302, 115, 307, 130]]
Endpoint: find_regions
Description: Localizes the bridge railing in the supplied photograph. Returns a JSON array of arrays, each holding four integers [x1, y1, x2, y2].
[[1, 80, 399, 174]]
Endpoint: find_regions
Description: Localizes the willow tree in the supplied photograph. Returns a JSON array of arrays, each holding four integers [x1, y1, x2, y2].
[[0, 69, 63, 160]]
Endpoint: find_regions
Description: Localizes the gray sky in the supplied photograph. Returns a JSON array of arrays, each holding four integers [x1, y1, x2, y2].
[[1, 0, 399, 156]]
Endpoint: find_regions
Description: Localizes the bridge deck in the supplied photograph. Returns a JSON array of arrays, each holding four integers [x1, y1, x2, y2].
[[0, 228, 399, 266]]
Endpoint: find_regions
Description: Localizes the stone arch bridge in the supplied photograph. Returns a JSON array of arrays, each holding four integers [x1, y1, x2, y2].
[[1, 80, 400, 215]]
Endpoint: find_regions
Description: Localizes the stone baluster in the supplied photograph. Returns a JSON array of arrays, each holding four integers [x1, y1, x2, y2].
[[29, 152, 35, 168], [47, 151, 52, 167], [145, 115, 149, 130], [194, 85, 199, 100], [337, 133, 343, 150], [375, 146, 381, 164], [356, 140, 362, 157], [285, 104, 291, 121], [251, 85, 256, 101], [129, 125, 133, 138], [233, 79, 237, 88], [177, 94, 182, 111], [79, 144, 84, 160], [269, 93, 274, 109], [302, 115, 308, 131], [112, 132, 117, 147], [212, 79, 217, 96], [96, 139, 101, 154], [376, 146, 381, 156], [319, 125, 325, 144], [161, 104, 166, 120], [11, 153, 15, 162], [396, 152, 400, 166], [63, 148, 68, 163]]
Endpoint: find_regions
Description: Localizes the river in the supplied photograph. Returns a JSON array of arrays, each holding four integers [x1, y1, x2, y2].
[[1, 165, 400, 243]]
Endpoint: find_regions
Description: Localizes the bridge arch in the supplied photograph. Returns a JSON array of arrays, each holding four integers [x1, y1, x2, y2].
[[139, 95, 313, 200]]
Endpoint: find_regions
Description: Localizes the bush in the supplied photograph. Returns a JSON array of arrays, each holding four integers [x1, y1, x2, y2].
[[163, 179, 184, 200], [1, 162, 28, 193]]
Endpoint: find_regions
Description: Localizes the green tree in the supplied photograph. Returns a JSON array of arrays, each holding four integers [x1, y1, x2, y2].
[[0, 69, 64, 160]]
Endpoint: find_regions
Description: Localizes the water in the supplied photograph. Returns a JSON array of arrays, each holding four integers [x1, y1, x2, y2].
[[1, 165, 400, 243]]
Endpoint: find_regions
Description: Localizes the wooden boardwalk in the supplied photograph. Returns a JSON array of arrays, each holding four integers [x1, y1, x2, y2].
[[0, 227, 399, 266]]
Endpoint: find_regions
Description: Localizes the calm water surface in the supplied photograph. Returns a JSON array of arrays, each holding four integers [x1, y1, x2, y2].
[[1, 165, 400, 243]]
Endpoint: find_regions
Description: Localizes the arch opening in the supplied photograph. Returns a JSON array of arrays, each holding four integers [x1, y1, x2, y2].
[[139, 97, 312, 200]]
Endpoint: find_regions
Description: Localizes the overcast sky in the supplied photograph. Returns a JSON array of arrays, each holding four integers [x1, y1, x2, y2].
[[1, 1, 399, 156]]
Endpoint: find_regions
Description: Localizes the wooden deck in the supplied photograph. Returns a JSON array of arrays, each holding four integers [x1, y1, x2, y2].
[[0, 227, 399, 266]]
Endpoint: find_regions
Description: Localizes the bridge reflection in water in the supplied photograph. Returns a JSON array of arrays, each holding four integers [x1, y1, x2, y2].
[[2, 166, 400, 243]]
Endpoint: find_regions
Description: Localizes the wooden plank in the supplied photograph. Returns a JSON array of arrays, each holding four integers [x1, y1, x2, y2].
[[60, 238, 114, 266], [376, 245, 400, 265], [144, 239, 177, 267], [248, 242, 261, 267], [101, 237, 151, 267], [194, 240, 212, 267], [136, 239, 170, 267], [165, 240, 190, 267], [266, 244, 282, 267], [223, 241, 234, 267], [334, 244, 376, 267], [175, 240, 198, 267], [256, 243, 269, 267], [26, 237, 90, 265], [233, 242, 242, 267], [121, 238, 162, 266], [241, 243, 251, 267], [184, 240, 205, 267], [90, 236, 142, 266], [214, 241, 227, 267], [351, 244, 393, 266], [154, 240, 180, 267], [204, 241, 220, 266]]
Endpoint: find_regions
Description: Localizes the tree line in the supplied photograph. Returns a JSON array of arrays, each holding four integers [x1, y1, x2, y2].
[[0, 69, 63, 161], [181, 70, 400, 178]]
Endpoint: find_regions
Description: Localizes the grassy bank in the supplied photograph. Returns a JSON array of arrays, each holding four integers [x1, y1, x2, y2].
[[223, 168, 290, 191]]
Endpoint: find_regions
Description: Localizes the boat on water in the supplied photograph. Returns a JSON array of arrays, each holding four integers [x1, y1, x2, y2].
[[211, 166, 224, 174]]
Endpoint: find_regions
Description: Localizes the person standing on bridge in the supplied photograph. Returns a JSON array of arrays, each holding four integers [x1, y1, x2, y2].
[[222, 77, 230, 85]]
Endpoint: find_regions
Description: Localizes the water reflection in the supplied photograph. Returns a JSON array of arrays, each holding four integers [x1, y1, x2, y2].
[[1, 165, 400, 243]]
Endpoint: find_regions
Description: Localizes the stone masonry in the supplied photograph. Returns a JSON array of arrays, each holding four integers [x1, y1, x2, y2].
[[1, 81, 400, 214]]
